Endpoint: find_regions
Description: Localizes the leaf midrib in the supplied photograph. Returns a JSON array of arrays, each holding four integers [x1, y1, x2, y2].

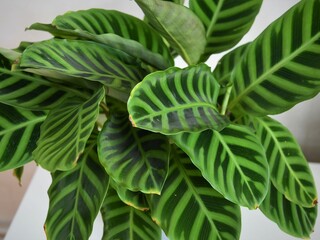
[[229, 32, 320, 110], [206, 0, 224, 38]]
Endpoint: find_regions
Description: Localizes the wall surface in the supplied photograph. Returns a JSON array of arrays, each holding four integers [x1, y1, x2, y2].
[[0, 0, 319, 239]]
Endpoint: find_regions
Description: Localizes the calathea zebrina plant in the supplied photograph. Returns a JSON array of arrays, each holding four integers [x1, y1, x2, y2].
[[0, 0, 318, 239]]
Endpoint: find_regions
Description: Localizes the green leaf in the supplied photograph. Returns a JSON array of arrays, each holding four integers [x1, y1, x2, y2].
[[229, 0, 320, 116], [0, 68, 82, 110], [101, 186, 161, 240], [20, 39, 145, 92], [213, 43, 249, 86], [0, 103, 46, 171], [34, 86, 104, 171], [171, 123, 269, 209], [136, 0, 206, 65], [190, 0, 262, 60], [98, 112, 170, 194], [128, 64, 229, 135], [0, 47, 21, 62], [45, 143, 109, 240], [13, 166, 24, 186], [112, 182, 149, 211], [260, 181, 318, 239], [250, 116, 317, 207], [149, 146, 241, 240]]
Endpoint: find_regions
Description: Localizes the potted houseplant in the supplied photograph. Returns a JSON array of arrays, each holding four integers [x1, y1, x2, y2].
[[0, 0, 318, 239]]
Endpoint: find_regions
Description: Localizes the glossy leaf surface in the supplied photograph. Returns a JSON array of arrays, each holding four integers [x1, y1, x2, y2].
[[45, 144, 109, 240], [128, 64, 229, 135], [251, 116, 317, 207], [136, 0, 206, 65], [98, 113, 170, 194], [172, 124, 269, 209], [0, 103, 46, 171], [34, 87, 104, 171], [229, 0, 320, 116], [101, 186, 161, 240], [190, 0, 262, 60], [260, 181, 318, 238], [149, 146, 241, 240]]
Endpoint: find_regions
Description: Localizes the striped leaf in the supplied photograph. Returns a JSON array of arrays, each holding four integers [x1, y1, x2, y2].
[[0, 68, 81, 110], [127, 64, 229, 135], [0, 103, 46, 171], [34, 86, 104, 171], [229, 0, 320, 116], [190, 0, 262, 60], [171, 124, 269, 209], [260, 181, 318, 238], [20, 39, 145, 92], [136, 0, 206, 65], [213, 43, 249, 86], [45, 143, 109, 240], [50, 9, 173, 68], [149, 146, 241, 240], [112, 182, 149, 211], [250, 116, 317, 207], [98, 112, 170, 194], [101, 186, 161, 240]]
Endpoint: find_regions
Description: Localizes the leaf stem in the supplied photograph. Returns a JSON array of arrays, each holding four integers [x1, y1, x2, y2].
[[221, 84, 233, 115]]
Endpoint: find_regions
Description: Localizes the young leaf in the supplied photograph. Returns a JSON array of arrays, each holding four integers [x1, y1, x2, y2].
[[101, 186, 161, 240], [171, 123, 269, 209], [149, 146, 241, 240], [0, 68, 81, 110], [34, 86, 104, 171], [127, 64, 229, 135], [0, 103, 46, 171], [98, 112, 170, 194], [260, 181, 318, 239], [45, 143, 109, 240], [250, 116, 318, 207], [229, 0, 320, 116], [190, 0, 262, 61], [135, 0, 206, 65], [20, 39, 144, 92]]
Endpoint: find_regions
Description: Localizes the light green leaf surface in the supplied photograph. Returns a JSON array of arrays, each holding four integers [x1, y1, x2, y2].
[[34, 86, 104, 171], [190, 0, 262, 60], [128, 64, 229, 135], [172, 124, 269, 209], [101, 186, 161, 240], [260, 181, 318, 238], [98, 112, 170, 194], [229, 0, 320, 116], [0, 103, 46, 171], [45, 143, 109, 240], [136, 0, 206, 65], [250, 116, 317, 207], [149, 146, 241, 240]]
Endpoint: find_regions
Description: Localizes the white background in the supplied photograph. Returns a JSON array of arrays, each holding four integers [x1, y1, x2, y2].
[[0, 0, 319, 239]]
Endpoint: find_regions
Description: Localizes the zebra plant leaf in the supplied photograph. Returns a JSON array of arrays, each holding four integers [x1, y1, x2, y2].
[[250, 116, 318, 207], [136, 0, 206, 65], [213, 43, 249, 87], [45, 143, 109, 240], [34, 86, 104, 171], [50, 8, 173, 68], [100, 186, 161, 240], [0, 103, 46, 171], [229, 0, 320, 116], [149, 146, 241, 240], [20, 39, 145, 92], [260, 181, 318, 238], [112, 182, 149, 211], [98, 112, 170, 194], [190, 0, 262, 61], [172, 123, 269, 209], [128, 64, 229, 135], [0, 68, 82, 110]]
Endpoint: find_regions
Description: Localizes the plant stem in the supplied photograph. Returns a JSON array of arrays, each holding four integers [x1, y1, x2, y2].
[[221, 84, 233, 115]]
